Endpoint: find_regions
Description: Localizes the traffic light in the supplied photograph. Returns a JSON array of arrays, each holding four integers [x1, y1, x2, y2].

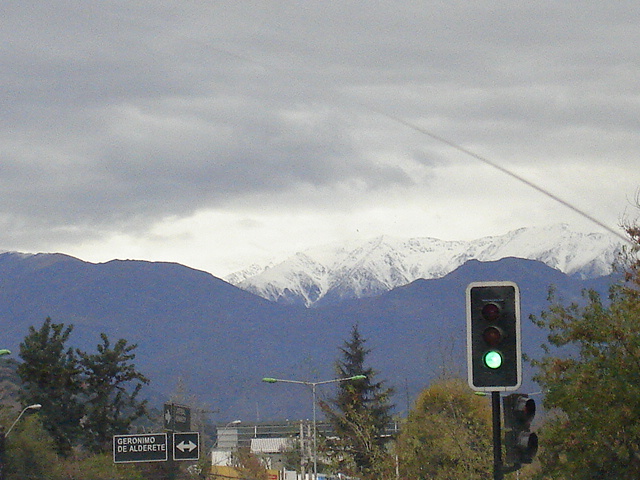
[[503, 394, 538, 466], [466, 281, 521, 391]]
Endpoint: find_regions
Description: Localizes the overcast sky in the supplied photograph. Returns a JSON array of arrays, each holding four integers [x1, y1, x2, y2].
[[2, 1, 639, 276]]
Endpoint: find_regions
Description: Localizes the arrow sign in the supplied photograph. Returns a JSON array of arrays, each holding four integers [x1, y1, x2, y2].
[[164, 403, 191, 432], [173, 432, 199, 461], [177, 440, 197, 453]]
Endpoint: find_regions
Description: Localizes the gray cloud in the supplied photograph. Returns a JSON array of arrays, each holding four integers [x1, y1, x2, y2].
[[1, 1, 639, 250]]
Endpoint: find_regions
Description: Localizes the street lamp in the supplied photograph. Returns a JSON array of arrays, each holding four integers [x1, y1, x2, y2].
[[215, 419, 241, 450], [0, 403, 41, 480], [6, 404, 42, 436], [262, 375, 366, 480]]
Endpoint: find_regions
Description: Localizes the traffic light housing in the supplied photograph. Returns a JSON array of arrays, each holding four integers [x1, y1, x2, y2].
[[503, 394, 538, 466], [466, 281, 521, 391]]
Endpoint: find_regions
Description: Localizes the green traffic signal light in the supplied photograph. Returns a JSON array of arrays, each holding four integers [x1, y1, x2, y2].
[[483, 350, 503, 369]]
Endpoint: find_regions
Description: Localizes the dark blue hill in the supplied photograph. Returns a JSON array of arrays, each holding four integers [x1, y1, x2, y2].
[[0, 252, 618, 421]]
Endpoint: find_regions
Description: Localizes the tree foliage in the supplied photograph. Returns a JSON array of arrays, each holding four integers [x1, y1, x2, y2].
[[16, 318, 84, 454], [16, 318, 148, 455], [79, 333, 149, 453], [530, 220, 640, 478], [231, 446, 269, 480], [396, 377, 492, 480], [3, 414, 59, 479], [320, 325, 394, 480]]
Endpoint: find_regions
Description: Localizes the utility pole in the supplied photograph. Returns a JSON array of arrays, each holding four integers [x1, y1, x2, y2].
[[0, 429, 5, 480], [492, 392, 503, 480]]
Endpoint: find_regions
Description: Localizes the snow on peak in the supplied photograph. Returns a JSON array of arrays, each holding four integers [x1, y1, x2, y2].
[[225, 224, 624, 307]]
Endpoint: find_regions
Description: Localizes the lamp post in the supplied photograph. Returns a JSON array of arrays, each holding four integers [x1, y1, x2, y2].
[[211, 419, 242, 471], [0, 350, 10, 480], [0, 403, 42, 480], [215, 419, 241, 450], [262, 375, 366, 480], [6, 404, 42, 437]]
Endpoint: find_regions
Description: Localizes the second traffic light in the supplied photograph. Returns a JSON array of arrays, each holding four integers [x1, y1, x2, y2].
[[466, 281, 521, 392], [503, 394, 538, 467]]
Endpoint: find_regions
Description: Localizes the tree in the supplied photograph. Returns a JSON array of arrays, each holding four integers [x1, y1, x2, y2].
[[54, 452, 145, 480], [320, 325, 394, 480], [396, 377, 492, 480], [17, 319, 150, 455], [530, 220, 640, 478], [16, 318, 84, 454], [231, 447, 268, 480], [78, 333, 149, 453], [3, 414, 60, 480]]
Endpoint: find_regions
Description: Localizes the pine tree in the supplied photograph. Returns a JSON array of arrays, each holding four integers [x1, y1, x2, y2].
[[78, 333, 149, 453], [320, 325, 394, 480], [17, 319, 149, 455], [17, 318, 84, 454]]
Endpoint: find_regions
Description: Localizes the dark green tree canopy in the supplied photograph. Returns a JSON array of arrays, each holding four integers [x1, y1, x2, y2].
[[17, 318, 149, 455], [79, 333, 149, 453], [321, 324, 395, 480], [17, 318, 84, 454]]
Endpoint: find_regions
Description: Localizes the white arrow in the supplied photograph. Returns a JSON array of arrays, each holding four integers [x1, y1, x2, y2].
[[164, 409, 172, 425], [177, 440, 197, 453]]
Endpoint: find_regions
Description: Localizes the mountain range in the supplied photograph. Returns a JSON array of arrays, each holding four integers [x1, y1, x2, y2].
[[226, 224, 623, 307], [0, 235, 621, 421]]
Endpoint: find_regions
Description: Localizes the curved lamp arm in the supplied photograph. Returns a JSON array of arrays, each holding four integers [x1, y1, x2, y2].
[[6, 404, 42, 436]]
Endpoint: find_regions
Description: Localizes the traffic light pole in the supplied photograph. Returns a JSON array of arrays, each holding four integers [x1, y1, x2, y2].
[[492, 392, 503, 480]]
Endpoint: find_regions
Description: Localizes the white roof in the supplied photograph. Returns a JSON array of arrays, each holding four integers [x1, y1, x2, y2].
[[251, 437, 291, 453]]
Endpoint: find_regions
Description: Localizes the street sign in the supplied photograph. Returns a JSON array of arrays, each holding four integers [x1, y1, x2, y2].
[[164, 403, 191, 431], [173, 432, 200, 461], [113, 433, 168, 463]]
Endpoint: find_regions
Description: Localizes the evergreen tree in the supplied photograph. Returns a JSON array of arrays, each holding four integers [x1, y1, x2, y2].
[[530, 220, 640, 478], [78, 333, 149, 453], [17, 318, 84, 454], [17, 320, 150, 456], [320, 325, 394, 480]]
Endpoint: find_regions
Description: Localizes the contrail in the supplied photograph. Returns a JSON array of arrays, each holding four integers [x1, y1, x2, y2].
[[210, 43, 629, 243], [363, 105, 629, 243]]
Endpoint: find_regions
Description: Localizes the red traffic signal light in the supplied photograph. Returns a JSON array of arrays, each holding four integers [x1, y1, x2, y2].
[[482, 302, 501, 322]]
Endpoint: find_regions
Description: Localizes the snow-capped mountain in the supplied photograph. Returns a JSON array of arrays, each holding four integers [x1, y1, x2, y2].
[[225, 224, 624, 307]]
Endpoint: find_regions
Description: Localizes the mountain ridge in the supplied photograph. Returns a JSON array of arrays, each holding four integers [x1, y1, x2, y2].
[[0, 250, 619, 420], [227, 224, 623, 307]]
